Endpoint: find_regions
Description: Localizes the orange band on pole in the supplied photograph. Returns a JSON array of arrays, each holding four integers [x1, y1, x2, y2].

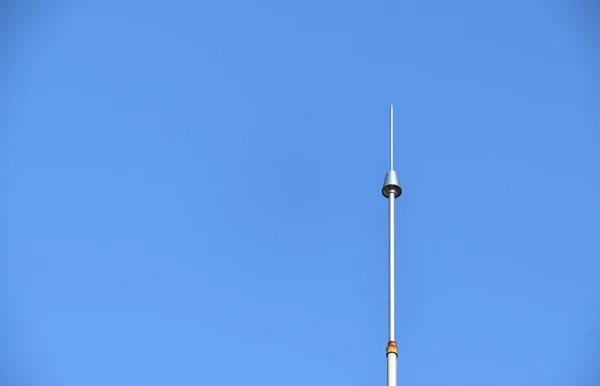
[[386, 341, 398, 356]]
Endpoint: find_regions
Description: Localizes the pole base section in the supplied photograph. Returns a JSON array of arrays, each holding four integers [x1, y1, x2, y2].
[[387, 350, 397, 386]]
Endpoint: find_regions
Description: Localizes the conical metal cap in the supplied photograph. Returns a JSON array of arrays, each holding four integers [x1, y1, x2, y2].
[[382, 170, 402, 198]]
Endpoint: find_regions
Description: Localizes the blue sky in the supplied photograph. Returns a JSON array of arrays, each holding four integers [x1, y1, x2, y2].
[[3, 1, 599, 385]]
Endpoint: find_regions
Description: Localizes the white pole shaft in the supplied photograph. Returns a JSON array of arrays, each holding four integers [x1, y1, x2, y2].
[[387, 352, 397, 386], [388, 191, 396, 341], [387, 190, 397, 386], [386, 103, 398, 386]]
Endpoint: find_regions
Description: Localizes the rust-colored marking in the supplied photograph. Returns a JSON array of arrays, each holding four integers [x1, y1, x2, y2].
[[386, 341, 398, 356]]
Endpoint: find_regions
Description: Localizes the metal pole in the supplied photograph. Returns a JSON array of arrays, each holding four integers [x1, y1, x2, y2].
[[387, 190, 397, 386], [389, 105, 396, 343], [389, 190, 396, 342], [382, 103, 401, 386], [387, 347, 397, 386], [390, 104, 394, 171]]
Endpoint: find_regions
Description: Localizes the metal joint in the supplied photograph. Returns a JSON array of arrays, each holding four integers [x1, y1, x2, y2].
[[382, 170, 402, 198], [386, 341, 398, 357]]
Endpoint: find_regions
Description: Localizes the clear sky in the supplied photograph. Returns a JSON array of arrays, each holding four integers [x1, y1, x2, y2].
[[3, 1, 600, 385]]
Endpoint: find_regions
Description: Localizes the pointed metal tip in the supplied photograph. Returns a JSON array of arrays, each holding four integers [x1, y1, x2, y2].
[[389, 103, 394, 171]]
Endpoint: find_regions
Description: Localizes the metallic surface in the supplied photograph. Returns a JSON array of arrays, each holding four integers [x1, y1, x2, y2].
[[387, 351, 398, 386], [383, 104, 402, 386], [382, 170, 402, 198], [386, 340, 399, 356], [388, 191, 396, 343]]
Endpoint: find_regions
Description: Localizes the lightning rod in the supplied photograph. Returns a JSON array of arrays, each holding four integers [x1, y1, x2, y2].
[[381, 103, 402, 386]]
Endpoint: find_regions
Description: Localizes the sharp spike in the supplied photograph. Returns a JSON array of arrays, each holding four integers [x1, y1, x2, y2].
[[390, 103, 394, 170]]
